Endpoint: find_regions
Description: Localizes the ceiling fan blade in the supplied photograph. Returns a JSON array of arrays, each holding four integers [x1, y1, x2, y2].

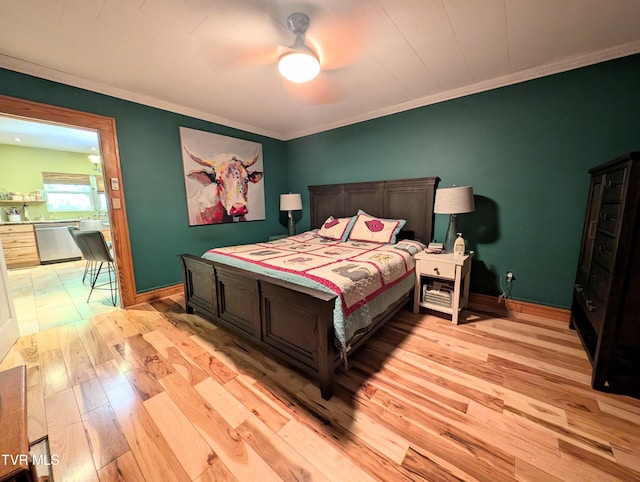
[[305, 4, 371, 70], [282, 73, 346, 105]]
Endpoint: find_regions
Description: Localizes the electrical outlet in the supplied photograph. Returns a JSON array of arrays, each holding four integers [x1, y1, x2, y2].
[[506, 271, 515, 282]]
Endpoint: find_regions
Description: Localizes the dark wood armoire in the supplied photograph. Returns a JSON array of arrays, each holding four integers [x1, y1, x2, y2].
[[571, 152, 640, 397]]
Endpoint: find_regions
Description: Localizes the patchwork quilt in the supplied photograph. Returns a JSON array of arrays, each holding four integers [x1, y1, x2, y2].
[[203, 231, 425, 352]]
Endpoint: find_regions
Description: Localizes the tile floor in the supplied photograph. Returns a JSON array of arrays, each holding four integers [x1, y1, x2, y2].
[[8, 260, 118, 335]]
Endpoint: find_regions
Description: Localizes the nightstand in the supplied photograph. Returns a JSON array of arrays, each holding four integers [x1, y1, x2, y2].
[[413, 251, 473, 324]]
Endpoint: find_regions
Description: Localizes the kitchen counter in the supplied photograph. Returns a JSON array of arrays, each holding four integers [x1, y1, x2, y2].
[[0, 219, 107, 225]]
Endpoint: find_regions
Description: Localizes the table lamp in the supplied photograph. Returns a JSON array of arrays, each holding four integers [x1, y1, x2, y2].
[[280, 193, 302, 236], [434, 186, 475, 253]]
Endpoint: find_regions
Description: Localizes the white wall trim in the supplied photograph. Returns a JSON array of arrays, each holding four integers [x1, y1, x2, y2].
[[0, 54, 277, 140], [2, 39, 640, 141], [285, 40, 640, 140]]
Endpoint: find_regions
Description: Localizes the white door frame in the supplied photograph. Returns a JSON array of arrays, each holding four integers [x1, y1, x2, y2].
[[0, 239, 19, 361]]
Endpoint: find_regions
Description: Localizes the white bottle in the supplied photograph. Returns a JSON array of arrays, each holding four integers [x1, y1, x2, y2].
[[453, 232, 465, 256]]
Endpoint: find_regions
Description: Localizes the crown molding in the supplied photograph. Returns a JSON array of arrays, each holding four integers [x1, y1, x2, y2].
[[0, 54, 284, 140], [283, 40, 640, 140], [2, 40, 640, 142]]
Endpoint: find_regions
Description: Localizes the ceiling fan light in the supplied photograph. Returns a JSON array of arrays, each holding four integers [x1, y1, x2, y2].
[[278, 50, 320, 83]]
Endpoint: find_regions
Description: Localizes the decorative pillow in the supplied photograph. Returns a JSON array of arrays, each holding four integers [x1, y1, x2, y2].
[[317, 216, 356, 241], [347, 211, 406, 244]]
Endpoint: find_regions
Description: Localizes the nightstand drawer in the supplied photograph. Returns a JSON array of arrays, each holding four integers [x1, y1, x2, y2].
[[418, 258, 456, 279]]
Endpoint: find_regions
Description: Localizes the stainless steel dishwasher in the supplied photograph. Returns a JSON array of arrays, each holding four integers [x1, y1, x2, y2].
[[34, 222, 82, 264]]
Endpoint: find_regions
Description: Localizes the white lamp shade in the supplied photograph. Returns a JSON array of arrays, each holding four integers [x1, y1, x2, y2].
[[278, 50, 320, 83], [280, 193, 302, 211], [434, 186, 475, 214]]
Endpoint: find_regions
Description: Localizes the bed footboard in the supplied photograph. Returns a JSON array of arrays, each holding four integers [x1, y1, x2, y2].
[[179, 253, 340, 399]]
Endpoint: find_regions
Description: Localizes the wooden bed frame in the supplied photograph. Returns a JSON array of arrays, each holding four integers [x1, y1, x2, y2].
[[179, 177, 438, 399]]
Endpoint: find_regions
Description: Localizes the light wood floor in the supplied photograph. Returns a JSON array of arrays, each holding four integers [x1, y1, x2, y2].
[[1, 296, 639, 481]]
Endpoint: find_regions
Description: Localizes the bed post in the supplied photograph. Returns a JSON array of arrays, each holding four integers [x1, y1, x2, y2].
[[317, 308, 336, 400]]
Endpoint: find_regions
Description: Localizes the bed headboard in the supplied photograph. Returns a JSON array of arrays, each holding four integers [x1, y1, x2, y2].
[[308, 177, 439, 243]]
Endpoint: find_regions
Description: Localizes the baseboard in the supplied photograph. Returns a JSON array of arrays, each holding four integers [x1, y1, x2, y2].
[[132, 283, 183, 306], [127, 285, 571, 324], [468, 293, 570, 324]]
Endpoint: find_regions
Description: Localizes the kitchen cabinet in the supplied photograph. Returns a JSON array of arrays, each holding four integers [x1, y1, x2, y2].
[[0, 224, 40, 269]]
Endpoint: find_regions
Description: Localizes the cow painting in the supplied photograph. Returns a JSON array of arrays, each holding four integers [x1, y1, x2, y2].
[[180, 128, 265, 226]]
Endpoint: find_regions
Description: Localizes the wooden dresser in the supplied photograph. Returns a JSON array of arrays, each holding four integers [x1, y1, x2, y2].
[[0, 366, 38, 482], [571, 152, 640, 397], [0, 224, 40, 269]]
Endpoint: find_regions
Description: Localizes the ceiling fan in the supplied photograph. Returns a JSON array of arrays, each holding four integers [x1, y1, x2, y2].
[[201, 3, 370, 104], [278, 12, 320, 83]]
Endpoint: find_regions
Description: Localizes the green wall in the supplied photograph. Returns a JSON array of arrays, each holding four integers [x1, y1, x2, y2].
[[2, 53, 639, 306], [286, 54, 640, 308], [0, 68, 288, 293], [0, 144, 102, 221]]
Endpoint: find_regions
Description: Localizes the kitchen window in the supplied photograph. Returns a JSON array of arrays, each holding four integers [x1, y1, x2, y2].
[[42, 172, 104, 212]]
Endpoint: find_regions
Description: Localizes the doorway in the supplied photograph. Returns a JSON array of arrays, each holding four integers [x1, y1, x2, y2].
[[0, 94, 135, 313]]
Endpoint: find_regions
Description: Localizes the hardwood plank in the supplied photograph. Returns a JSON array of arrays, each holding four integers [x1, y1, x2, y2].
[[76, 321, 114, 367], [57, 324, 97, 385], [236, 415, 331, 482], [73, 377, 108, 414], [223, 377, 292, 432], [40, 348, 72, 399], [105, 311, 140, 339], [11, 298, 640, 482], [598, 400, 640, 425], [144, 391, 216, 480], [82, 403, 130, 470], [353, 346, 503, 412], [611, 444, 640, 473], [190, 333, 263, 384], [296, 382, 411, 464], [558, 438, 640, 481], [94, 359, 128, 392], [195, 459, 238, 482], [514, 458, 564, 482], [105, 381, 190, 482], [142, 329, 209, 385], [193, 329, 309, 391], [14, 334, 39, 367], [470, 322, 586, 357], [159, 372, 283, 482], [123, 333, 175, 380], [278, 418, 378, 482], [124, 366, 164, 401], [26, 365, 47, 443], [97, 451, 146, 482], [402, 447, 469, 482], [194, 377, 252, 428], [45, 389, 99, 482], [367, 392, 517, 481], [36, 327, 61, 353], [251, 376, 421, 482], [92, 313, 126, 346]]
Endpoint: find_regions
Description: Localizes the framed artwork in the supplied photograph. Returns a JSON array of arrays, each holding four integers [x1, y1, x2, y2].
[[179, 127, 265, 226]]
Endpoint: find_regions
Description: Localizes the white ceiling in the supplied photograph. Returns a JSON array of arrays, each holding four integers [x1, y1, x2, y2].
[[0, 115, 100, 153], [1, 0, 639, 142]]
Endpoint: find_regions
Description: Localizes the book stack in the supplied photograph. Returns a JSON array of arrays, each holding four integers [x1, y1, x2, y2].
[[422, 281, 453, 307]]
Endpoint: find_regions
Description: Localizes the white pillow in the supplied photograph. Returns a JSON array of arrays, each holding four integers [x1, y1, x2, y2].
[[347, 211, 406, 244], [317, 216, 356, 241]]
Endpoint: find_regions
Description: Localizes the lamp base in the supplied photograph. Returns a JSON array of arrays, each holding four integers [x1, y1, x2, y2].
[[287, 212, 296, 236], [444, 214, 458, 253]]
